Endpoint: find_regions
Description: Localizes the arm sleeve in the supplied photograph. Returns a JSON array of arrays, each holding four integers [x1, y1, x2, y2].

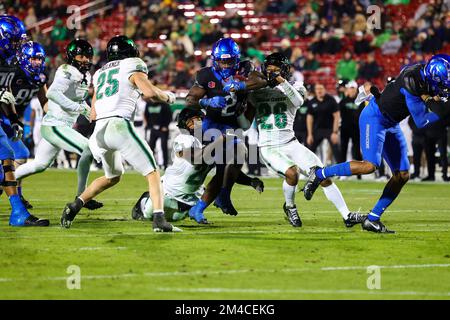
[[46, 69, 82, 112], [279, 81, 305, 107], [400, 88, 440, 129]]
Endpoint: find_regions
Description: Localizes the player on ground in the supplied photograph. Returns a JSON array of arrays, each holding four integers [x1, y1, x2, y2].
[[302, 54, 450, 233], [186, 38, 266, 222], [246, 53, 363, 227], [60, 35, 180, 232], [0, 15, 48, 226], [3, 41, 48, 209], [131, 107, 264, 223], [15, 39, 103, 210]]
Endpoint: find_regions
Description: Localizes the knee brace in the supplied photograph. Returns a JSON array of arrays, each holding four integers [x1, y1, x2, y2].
[[2, 164, 17, 187]]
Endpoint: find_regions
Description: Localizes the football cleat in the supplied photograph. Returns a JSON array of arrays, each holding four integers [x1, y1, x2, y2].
[[61, 202, 82, 229], [250, 177, 264, 193], [131, 191, 149, 221], [362, 218, 395, 234], [20, 195, 33, 209], [188, 204, 210, 224], [302, 166, 323, 201], [153, 212, 182, 232], [343, 212, 367, 228], [9, 212, 49, 227], [84, 199, 103, 210], [214, 194, 238, 216], [283, 203, 302, 227]]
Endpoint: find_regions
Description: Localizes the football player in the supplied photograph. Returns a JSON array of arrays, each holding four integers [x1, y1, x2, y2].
[[302, 54, 450, 233], [0, 15, 48, 226], [60, 35, 180, 232], [15, 39, 103, 210], [131, 107, 264, 223], [2, 41, 48, 209], [185, 38, 266, 222], [246, 53, 363, 227]]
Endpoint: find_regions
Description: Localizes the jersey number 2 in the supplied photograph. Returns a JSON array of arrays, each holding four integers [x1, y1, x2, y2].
[[96, 68, 119, 100]]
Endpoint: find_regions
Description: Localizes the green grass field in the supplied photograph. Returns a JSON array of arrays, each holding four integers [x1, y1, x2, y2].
[[1, 169, 449, 299]]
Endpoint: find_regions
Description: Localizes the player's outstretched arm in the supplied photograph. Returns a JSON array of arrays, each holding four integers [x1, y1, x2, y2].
[[37, 84, 48, 110], [185, 85, 206, 110], [90, 93, 97, 121], [400, 88, 440, 128], [245, 70, 268, 91], [131, 72, 174, 104]]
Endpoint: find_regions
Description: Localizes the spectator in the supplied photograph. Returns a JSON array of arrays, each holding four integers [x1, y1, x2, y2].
[[293, 102, 309, 145], [422, 99, 450, 182], [358, 53, 381, 81], [381, 33, 402, 55], [50, 19, 68, 41], [352, 12, 367, 33], [24, 7, 37, 28], [279, 38, 293, 60], [310, 31, 342, 54], [170, 60, 193, 89], [422, 27, 443, 53], [306, 84, 341, 163], [144, 100, 173, 170], [338, 81, 363, 165], [303, 51, 320, 71], [353, 31, 372, 55], [336, 50, 358, 81]]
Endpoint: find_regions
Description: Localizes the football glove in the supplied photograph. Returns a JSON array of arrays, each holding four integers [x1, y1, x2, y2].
[[165, 91, 176, 104], [267, 72, 281, 88], [223, 80, 246, 93], [0, 89, 16, 106], [199, 96, 227, 109], [79, 103, 91, 120], [8, 113, 24, 142]]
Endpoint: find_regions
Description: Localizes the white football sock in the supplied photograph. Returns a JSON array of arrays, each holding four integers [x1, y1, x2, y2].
[[322, 183, 350, 219], [283, 180, 296, 207]]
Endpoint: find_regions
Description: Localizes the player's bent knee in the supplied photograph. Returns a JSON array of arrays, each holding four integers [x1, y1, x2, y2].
[[107, 176, 121, 186], [396, 171, 410, 184], [320, 178, 333, 187]]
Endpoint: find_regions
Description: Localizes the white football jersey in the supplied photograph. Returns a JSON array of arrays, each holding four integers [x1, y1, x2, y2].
[[162, 134, 211, 205], [43, 64, 91, 127], [248, 81, 305, 147], [93, 57, 148, 121]]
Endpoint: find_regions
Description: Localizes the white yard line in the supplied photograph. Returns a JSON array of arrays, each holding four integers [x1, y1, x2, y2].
[[155, 287, 450, 297], [0, 263, 449, 283], [0, 226, 450, 240]]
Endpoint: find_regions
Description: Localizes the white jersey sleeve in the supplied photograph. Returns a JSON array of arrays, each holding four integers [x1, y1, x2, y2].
[[93, 58, 148, 120], [277, 81, 306, 108], [43, 64, 91, 127], [172, 134, 202, 154]]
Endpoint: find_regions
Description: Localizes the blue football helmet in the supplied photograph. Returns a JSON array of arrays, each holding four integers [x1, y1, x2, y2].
[[18, 41, 46, 84], [2, 15, 27, 41], [423, 54, 450, 98], [211, 38, 240, 79], [0, 17, 21, 60]]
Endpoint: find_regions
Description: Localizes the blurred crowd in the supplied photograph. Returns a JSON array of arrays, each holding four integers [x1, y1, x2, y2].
[[2, 0, 450, 180]]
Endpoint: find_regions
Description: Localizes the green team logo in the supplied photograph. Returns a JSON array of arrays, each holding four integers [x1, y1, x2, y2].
[[136, 64, 147, 73], [256, 102, 288, 130], [96, 67, 119, 100]]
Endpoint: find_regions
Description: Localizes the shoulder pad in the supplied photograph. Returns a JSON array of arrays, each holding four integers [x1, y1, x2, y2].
[[123, 57, 148, 74], [402, 64, 426, 95]]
